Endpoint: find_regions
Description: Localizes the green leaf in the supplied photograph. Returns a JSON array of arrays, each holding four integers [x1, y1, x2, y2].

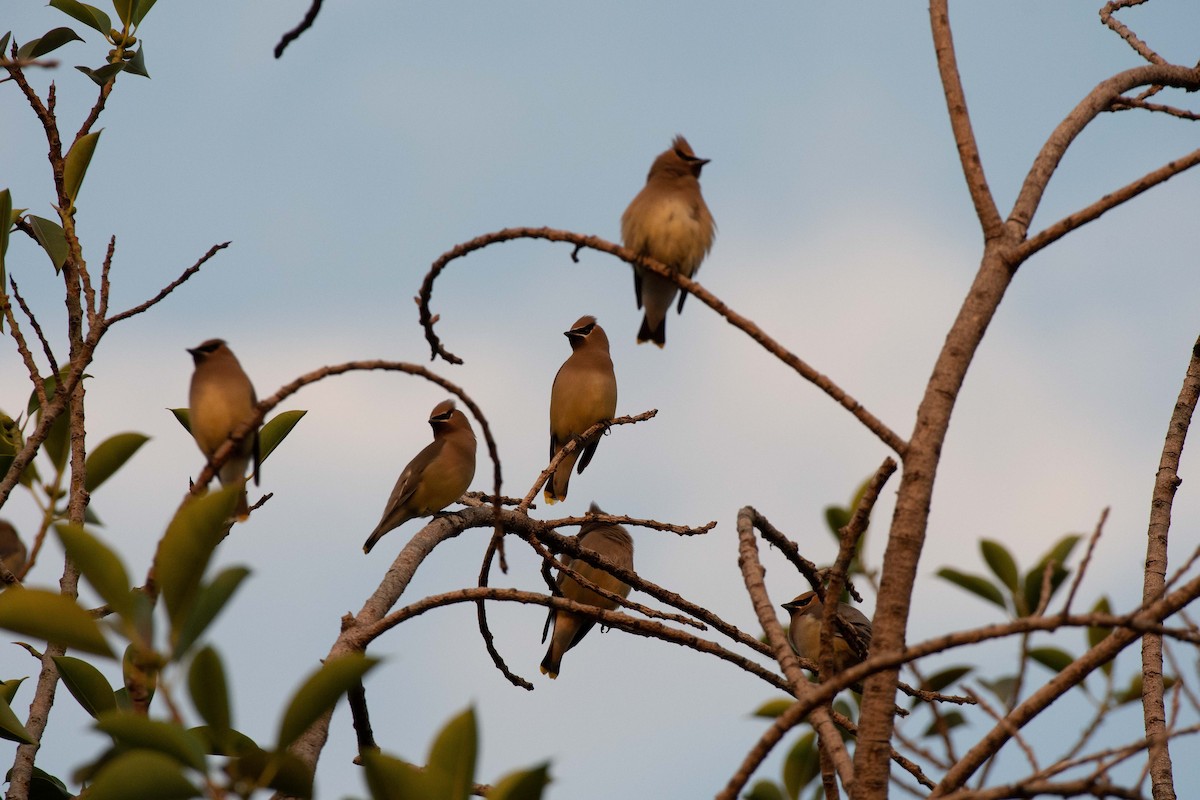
[[155, 486, 239, 641], [28, 767, 72, 800], [228, 745, 313, 798], [123, 45, 149, 78], [744, 780, 788, 800], [921, 710, 965, 738], [935, 568, 1006, 609], [52, 655, 115, 718], [188, 725, 257, 757], [49, 0, 111, 33], [27, 215, 69, 273], [16, 28, 84, 60], [122, 642, 157, 709], [95, 711, 206, 772], [83, 749, 200, 800], [1088, 596, 1113, 675], [980, 539, 1019, 593], [979, 675, 1016, 706], [751, 697, 793, 719], [783, 731, 818, 799], [361, 750, 428, 800], [427, 706, 478, 800], [85, 432, 149, 492], [75, 62, 125, 86], [188, 646, 230, 734], [488, 763, 551, 800], [132, 0, 157, 26], [170, 408, 192, 433], [1021, 562, 1069, 617], [54, 524, 133, 620], [0, 690, 34, 744], [260, 410, 306, 464], [0, 677, 25, 705], [173, 566, 250, 658], [63, 130, 102, 203], [1029, 647, 1075, 674], [112, 0, 136, 26], [823, 506, 850, 535], [0, 33, 10, 55], [276, 653, 379, 749], [0, 588, 113, 657]]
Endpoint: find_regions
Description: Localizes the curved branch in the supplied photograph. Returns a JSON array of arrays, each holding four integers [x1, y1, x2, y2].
[[929, 0, 1003, 239], [1009, 63, 1200, 235], [416, 227, 907, 456]]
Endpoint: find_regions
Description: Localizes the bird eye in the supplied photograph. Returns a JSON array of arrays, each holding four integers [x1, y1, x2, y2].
[[578, 323, 595, 335]]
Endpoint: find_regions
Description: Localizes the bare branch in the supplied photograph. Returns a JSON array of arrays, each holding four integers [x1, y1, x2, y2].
[[10, 278, 59, 378], [1063, 507, 1109, 614], [416, 227, 908, 456], [274, 0, 324, 59], [1100, 0, 1166, 65], [105, 241, 231, 325]]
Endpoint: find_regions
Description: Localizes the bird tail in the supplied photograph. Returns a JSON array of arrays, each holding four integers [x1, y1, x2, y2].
[[233, 488, 250, 521], [637, 314, 666, 348], [539, 649, 561, 679], [362, 527, 386, 554]]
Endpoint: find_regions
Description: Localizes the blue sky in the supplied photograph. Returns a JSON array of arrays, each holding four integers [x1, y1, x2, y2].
[[3, 2, 1200, 797]]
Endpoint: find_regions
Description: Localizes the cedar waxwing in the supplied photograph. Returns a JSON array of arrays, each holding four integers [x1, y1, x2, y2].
[[188, 339, 260, 520], [621, 134, 716, 347], [0, 520, 26, 581], [546, 316, 617, 505], [363, 399, 477, 554], [782, 591, 873, 675], [540, 503, 634, 679]]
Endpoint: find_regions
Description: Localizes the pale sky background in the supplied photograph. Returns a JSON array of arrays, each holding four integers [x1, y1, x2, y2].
[[3, 1, 1200, 797]]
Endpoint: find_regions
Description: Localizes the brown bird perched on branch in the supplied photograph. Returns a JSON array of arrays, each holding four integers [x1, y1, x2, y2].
[[0, 521, 26, 583], [621, 134, 716, 347], [188, 339, 260, 520], [782, 591, 873, 675], [545, 316, 617, 505], [363, 399, 476, 554], [541, 503, 635, 679]]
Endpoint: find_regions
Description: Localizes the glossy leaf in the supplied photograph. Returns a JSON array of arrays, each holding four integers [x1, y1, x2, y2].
[[95, 711, 206, 772], [170, 408, 191, 432], [823, 506, 850, 535], [85, 432, 149, 492], [52, 655, 115, 718], [123, 45, 148, 78], [0, 588, 113, 657], [935, 568, 1005, 609], [751, 697, 793, 719], [54, 524, 133, 620], [188, 646, 230, 733], [188, 725, 256, 757], [83, 749, 200, 800], [155, 487, 238, 639], [173, 566, 251, 657], [1021, 562, 1069, 617], [132, 0, 157, 26], [0, 677, 25, 705], [76, 63, 124, 86], [783, 731, 818, 799], [979, 675, 1017, 706], [27, 215, 68, 273], [229, 745, 312, 798], [28, 767, 72, 800], [427, 706, 478, 800], [980, 539, 1019, 593], [16, 28, 83, 60], [489, 763, 551, 800], [112, 0, 135, 25], [49, 0, 111, 33], [921, 710, 965, 738], [63, 130, 102, 203], [260, 409, 306, 464], [1029, 647, 1075, 673], [1088, 596, 1113, 675], [277, 653, 379, 749], [0, 33, 10, 54], [362, 750, 428, 800], [0, 691, 34, 744]]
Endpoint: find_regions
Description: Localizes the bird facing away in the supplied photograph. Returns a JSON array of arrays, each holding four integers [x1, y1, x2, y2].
[[540, 503, 635, 679], [363, 399, 477, 554], [0, 520, 26, 582], [188, 339, 260, 520], [621, 134, 716, 347], [782, 591, 873, 675], [546, 316, 617, 505]]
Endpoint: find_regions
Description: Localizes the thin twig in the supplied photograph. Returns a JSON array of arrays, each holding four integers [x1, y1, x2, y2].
[[105, 241, 230, 325], [274, 0, 324, 58]]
